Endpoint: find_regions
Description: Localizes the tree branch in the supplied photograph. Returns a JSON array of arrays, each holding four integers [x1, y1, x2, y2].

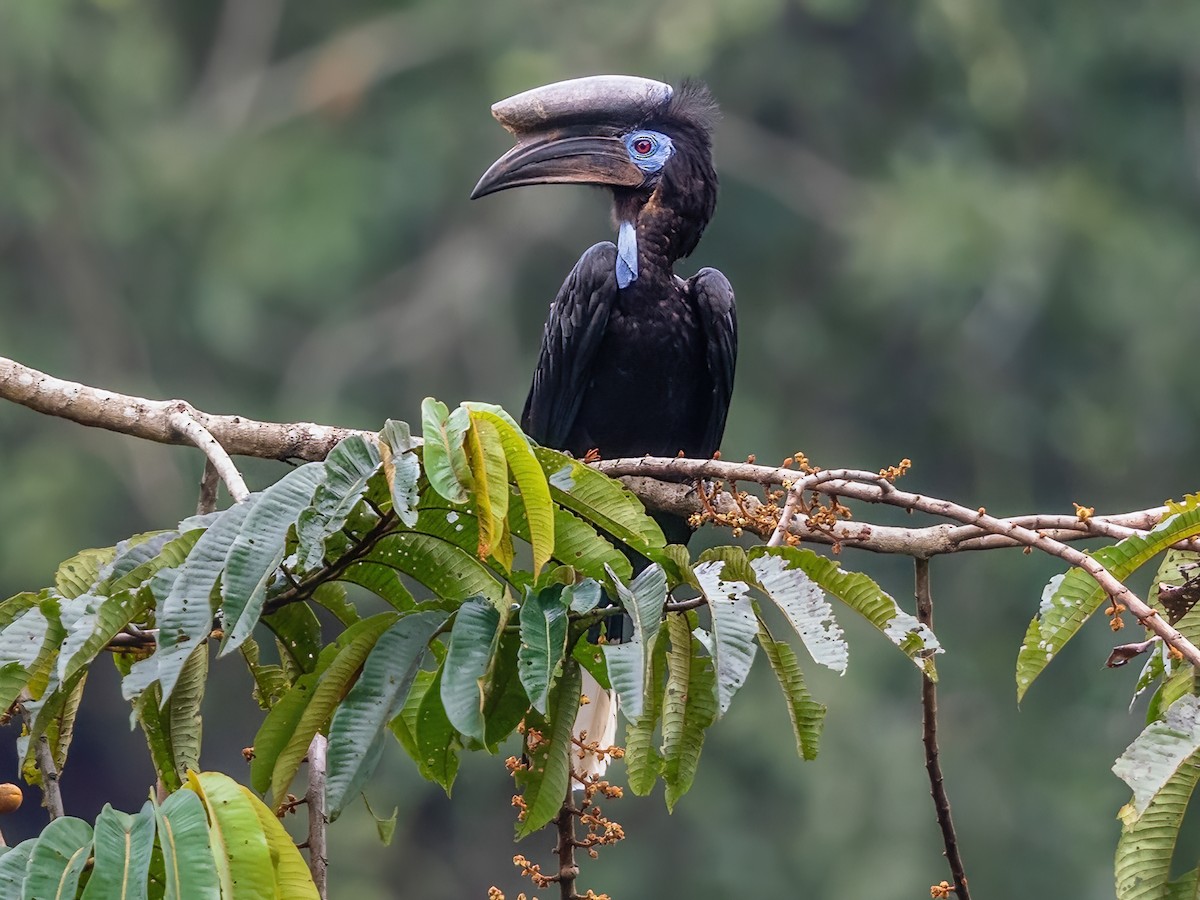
[[306, 734, 329, 899], [168, 411, 250, 502], [5, 355, 1198, 664], [0, 355, 369, 462], [555, 785, 579, 900], [600, 457, 1200, 667], [19, 698, 64, 820], [916, 560, 970, 900]]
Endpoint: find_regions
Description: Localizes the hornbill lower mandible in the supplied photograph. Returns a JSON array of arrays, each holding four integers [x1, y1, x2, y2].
[[472, 75, 736, 780]]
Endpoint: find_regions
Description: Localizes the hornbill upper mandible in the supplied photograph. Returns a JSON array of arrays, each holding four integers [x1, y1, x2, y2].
[[472, 75, 737, 777]]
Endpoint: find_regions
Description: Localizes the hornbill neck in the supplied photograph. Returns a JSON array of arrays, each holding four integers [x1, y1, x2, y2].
[[612, 144, 717, 282]]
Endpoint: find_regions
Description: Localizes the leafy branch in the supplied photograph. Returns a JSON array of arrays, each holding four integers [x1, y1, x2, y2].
[[3, 351, 1200, 900]]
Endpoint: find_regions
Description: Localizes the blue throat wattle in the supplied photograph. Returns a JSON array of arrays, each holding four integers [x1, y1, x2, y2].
[[616, 220, 638, 289]]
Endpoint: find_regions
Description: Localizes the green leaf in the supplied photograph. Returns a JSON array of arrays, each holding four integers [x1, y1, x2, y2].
[[58, 587, 155, 687], [440, 598, 502, 742], [365, 533, 505, 605], [310, 583, 358, 627], [509, 501, 632, 584], [482, 632, 530, 748], [250, 614, 396, 797], [515, 659, 582, 838], [756, 624, 825, 760], [467, 405, 556, 576], [55, 547, 117, 599], [239, 784, 320, 899], [1018, 495, 1200, 701], [413, 663, 462, 794], [388, 669, 435, 764], [748, 552, 848, 674], [421, 398, 472, 504], [571, 640, 610, 691], [535, 447, 666, 552], [363, 795, 398, 846], [295, 436, 381, 571], [240, 640, 289, 711], [1115, 695, 1200, 820], [750, 546, 939, 679], [263, 603, 322, 675], [81, 803, 155, 900], [268, 613, 397, 804], [601, 564, 666, 720], [22, 668, 87, 780], [157, 499, 256, 702], [326, 610, 446, 819], [167, 645, 208, 778], [518, 587, 570, 714], [661, 612, 718, 811], [466, 414, 510, 566], [624, 629, 667, 796], [23, 816, 93, 900], [220, 463, 327, 656], [154, 789, 220, 900], [335, 561, 415, 612], [379, 420, 421, 527], [566, 580, 603, 615], [1115, 700, 1200, 898], [694, 560, 758, 716], [187, 772, 275, 900], [0, 840, 35, 896]]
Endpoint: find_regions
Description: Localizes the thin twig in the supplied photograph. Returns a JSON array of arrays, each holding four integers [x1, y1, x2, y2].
[[196, 458, 220, 515], [19, 699, 64, 820], [169, 411, 250, 502], [555, 783, 579, 900], [915, 559, 970, 900], [305, 734, 329, 899]]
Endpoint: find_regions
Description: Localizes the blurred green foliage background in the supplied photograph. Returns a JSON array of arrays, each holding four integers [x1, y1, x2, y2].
[[4, 0, 1200, 896]]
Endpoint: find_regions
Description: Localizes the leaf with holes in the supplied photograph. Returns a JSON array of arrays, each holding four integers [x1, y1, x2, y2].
[[661, 612, 718, 810], [157, 498, 256, 702], [694, 560, 758, 716], [1018, 495, 1200, 701], [751, 545, 938, 679]]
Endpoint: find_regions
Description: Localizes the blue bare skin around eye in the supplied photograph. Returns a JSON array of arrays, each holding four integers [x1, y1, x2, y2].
[[623, 131, 674, 173], [616, 131, 675, 287]]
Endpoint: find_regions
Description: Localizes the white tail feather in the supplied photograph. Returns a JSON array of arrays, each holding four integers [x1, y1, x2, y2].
[[571, 668, 618, 790]]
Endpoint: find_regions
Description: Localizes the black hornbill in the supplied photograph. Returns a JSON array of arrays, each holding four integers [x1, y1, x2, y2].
[[472, 76, 736, 774], [471, 75, 737, 547]]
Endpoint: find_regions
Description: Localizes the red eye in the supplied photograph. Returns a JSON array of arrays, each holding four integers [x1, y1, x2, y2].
[[633, 137, 654, 155]]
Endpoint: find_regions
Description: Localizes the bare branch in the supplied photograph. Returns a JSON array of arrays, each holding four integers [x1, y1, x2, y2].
[[306, 734, 329, 899], [600, 458, 1200, 667], [556, 784, 579, 900], [0, 355, 370, 462], [916, 560, 970, 900], [19, 697, 64, 820], [196, 459, 220, 516], [168, 411, 250, 502]]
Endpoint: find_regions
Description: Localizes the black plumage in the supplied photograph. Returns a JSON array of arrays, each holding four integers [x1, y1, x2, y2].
[[474, 77, 736, 544]]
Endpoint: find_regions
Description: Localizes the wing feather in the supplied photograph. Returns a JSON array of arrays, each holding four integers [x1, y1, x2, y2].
[[521, 242, 619, 448]]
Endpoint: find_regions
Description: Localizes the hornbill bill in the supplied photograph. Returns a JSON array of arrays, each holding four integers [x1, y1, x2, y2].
[[472, 75, 736, 778]]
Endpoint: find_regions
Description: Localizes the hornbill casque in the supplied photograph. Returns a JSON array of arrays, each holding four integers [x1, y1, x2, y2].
[[472, 75, 736, 778]]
